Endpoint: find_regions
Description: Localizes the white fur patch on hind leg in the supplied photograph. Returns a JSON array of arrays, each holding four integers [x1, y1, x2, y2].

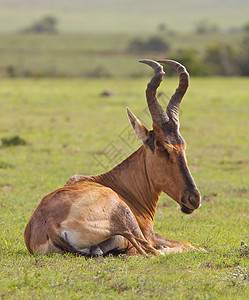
[[63, 231, 89, 254], [63, 231, 103, 256]]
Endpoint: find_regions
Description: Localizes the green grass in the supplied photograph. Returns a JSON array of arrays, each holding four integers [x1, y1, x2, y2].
[[0, 77, 249, 299]]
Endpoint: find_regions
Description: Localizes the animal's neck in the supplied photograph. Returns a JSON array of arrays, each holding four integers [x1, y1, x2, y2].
[[93, 146, 162, 229]]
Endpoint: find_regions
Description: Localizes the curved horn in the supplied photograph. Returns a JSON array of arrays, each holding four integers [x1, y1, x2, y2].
[[158, 59, 189, 123], [139, 59, 169, 124]]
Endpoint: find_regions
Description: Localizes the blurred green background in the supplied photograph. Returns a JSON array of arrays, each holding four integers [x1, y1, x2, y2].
[[0, 0, 249, 77]]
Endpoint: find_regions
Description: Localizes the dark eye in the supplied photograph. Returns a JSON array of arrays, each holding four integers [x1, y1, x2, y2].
[[156, 141, 170, 156]]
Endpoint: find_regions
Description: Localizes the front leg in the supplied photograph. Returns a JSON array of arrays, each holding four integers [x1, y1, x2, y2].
[[154, 233, 191, 248], [154, 232, 206, 252], [141, 225, 205, 252]]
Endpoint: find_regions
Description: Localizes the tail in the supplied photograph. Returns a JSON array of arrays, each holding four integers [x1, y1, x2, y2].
[[24, 220, 33, 254], [24, 212, 50, 254]]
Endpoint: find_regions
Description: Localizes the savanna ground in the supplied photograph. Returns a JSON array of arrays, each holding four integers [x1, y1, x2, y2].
[[0, 75, 249, 299], [0, 1, 249, 298]]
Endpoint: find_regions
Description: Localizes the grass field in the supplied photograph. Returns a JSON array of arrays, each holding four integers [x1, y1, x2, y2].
[[0, 75, 249, 299]]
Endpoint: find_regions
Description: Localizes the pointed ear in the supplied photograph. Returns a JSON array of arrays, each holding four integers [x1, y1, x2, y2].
[[126, 108, 149, 143]]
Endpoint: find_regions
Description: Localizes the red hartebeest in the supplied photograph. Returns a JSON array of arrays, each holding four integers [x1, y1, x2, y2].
[[24, 59, 202, 256]]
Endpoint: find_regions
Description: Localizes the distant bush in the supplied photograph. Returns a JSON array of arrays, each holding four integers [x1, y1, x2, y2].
[[237, 33, 249, 75], [243, 22, 249, 34], [195, 19, 219, 34], [1, 136, 28, 147], [168, 49, 207, 76], [204, 44, 237, 76], [21, 16, 58, 34], [128, 36, 170, 53], [146, 37, 170, 52], [237, 54, 249, 76]]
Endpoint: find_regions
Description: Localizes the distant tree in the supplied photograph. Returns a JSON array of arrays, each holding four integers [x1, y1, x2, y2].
[[244, 22, 249, 33], [195, 19, 219, 34], [146, 36, 169, 52], [237, 54, 249, 76], [241, 21, 249, 51], [127, 36, 170, 53], [204, 44, 236, 75], [21, 16, 58, 34], [169, 49, 207, 76], [238, 25, 249, 75], [242, 34, 249, 50]]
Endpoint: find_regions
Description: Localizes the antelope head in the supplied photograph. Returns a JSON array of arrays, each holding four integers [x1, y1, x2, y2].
[[127, 59, 201, 214]]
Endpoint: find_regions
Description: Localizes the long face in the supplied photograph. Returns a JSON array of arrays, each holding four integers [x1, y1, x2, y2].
[[145, 122, 201, 214], [127, 59, 201, 214]]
